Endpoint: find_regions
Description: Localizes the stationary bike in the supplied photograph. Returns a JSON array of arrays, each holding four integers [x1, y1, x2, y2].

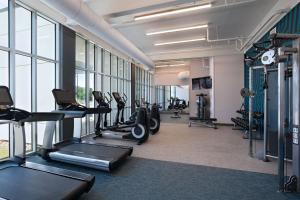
[[93, 91, 149, 145]]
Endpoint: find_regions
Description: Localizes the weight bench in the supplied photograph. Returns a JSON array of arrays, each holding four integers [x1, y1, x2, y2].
[[188, 117, 217, 129]]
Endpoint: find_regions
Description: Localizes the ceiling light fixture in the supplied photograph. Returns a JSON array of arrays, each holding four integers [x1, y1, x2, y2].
[[146, 24, 208, 36], [155, 38, 206, 46], [156, 63, 186, 68], [134, 3, 212, 21]]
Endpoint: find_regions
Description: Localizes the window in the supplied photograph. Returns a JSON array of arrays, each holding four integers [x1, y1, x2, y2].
[[111, 55, 117, 77], [0, 50, 8, 86], [15, 54, 32, 151], [0, 2, 59, 157], [103, 50, 110, 75], [88, 43, 95, 71], [37, 16, 56, 59], [0, 50, 9, 159], [0, 0, 8, 47], [75, 69, 87, 135], [15, 5, 31, 53], [76, 36, 86, 68], [96, 46, 102, 73], [36, 60, 56, 146], [88, 43, 95, 108]]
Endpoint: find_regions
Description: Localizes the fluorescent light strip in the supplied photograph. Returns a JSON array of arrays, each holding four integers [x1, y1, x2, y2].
[[146, 24, 208, 36], [135, 3, 212, 21], [156, 64, 186, 68], [155, 38, 206, 46]]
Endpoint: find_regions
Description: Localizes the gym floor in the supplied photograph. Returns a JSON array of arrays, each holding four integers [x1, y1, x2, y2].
[[28, 114, 299, 200]]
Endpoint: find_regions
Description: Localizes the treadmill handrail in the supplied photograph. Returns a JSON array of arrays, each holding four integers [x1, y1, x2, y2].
[[53, 110, 87, 118]]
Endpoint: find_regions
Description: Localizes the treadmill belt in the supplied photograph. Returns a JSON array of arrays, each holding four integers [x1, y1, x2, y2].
[[0, 166, 88, 200], [58, 143, 132, 162]]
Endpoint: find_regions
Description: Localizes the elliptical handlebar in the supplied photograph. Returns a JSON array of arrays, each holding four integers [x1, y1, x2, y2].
[[105, 92, 113, 104], [122, 93, 128, 103]]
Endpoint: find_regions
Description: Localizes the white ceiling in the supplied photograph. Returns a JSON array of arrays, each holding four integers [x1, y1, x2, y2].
[[85, 0, 279, 65]]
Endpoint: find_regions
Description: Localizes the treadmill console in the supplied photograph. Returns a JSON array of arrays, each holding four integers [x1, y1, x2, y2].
[[52, 89, 77, 105], [0, 86, 14, 107], [52, 89, 86, 111], [112, 92, 122, 103], [0, 86, 30, 121], [92, 91, 104, 103]]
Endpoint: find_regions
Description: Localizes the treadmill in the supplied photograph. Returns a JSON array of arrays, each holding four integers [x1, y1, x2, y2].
[[0, 86, 95, 200], [40, 89, 133, 171]]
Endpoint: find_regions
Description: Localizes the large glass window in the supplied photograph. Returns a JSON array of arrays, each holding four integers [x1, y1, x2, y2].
[[96, 47, 102, 73], [36, 60, 56, 146], [0, 50, 9, 159], [15, 5, 31, 53], [0, 0, 8, 47], [75, 69, 87, 135], [15, 54, 32, 151], [103, 50, 110, 75], [111, 55, 117, 77], [76, 36, 86, 68], [0, 50, 8, 86], [88, 43, 95, 71], [0, 2, 59, 157], [37, 16, 56, 59]]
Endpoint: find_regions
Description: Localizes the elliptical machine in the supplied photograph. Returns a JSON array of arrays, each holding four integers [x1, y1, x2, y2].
[[134, 98, 160, 134], [93, 91, 149, 145]]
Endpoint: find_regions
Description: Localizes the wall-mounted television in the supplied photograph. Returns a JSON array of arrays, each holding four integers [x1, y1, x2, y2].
[[192, 76, 212, 90]]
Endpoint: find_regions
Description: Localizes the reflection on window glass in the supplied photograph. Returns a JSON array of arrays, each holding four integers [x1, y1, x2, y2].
[[15, 5, 31, 53], [0, 0, 8, 47], [76, 36, 86, 68], [15, 54, 32, 151], [0, 50, 8, 159], [103, 51, 110, 75], [37, 60, 56, 146], [37, 16, 55, 59]]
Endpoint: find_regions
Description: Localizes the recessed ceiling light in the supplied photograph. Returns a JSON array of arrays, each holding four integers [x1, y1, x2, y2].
[[154, 38, 206, 46], [146, 24, 208, 36], [134, 3, 212, 21]]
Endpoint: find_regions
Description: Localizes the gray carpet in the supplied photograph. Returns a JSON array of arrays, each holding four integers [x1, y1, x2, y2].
[[28, 156, 300, 200]]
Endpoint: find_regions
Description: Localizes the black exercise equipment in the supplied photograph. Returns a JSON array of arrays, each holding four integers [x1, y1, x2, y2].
[[189, 94, 217, 129], [93, 91, 149, 145], [231, 88, 263, 139], [134, 98, 161, 134], [40, 89, 133, 171], [0, 86, 95, 200]]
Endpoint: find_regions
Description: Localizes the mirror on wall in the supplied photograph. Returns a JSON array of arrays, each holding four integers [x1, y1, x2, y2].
[[154, 85, 189, 113]]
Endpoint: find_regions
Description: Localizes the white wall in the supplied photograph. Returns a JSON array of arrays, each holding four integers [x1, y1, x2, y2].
[[154, 65, 190, 86], [212, 54, 244, 123]]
